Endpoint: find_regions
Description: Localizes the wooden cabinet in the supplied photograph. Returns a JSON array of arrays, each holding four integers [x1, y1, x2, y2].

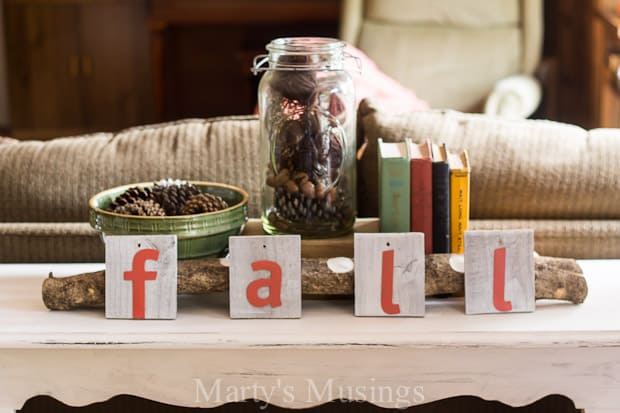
[[5, 2, 82, 138], [5, 0, 153, 140], [543, 0, 595, 128], [591, 1, 620, 128], [542, 0, 620, 129], [78, 1, 153, 132], [4, 0, 338, 139], [148, 0, 340, 121]]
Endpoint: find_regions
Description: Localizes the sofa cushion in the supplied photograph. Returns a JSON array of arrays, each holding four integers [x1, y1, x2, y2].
[[0, 116, 261, 222], [470, 220, 620, 259], [357, 99, 620, 220], [0, 223, 103, 263], [1, 219, 616, 262]]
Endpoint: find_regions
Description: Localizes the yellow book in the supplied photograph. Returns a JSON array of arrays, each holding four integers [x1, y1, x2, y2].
[[448, 150, 470, 254]]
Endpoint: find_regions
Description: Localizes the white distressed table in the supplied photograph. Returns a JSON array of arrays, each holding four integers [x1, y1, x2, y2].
[[0, 260, 618, 412]]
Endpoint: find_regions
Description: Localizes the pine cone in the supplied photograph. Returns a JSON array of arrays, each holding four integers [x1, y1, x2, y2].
[[107, 186, 154, 211], [152, 181, 199, 216], [112, 199, 166, 216], [180, 193, 229, 215]]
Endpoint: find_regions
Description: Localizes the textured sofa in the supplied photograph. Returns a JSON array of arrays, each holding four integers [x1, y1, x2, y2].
[[357, 100, 620, 259], [0, 116, 261, 262], [1, 101, 618, 262]]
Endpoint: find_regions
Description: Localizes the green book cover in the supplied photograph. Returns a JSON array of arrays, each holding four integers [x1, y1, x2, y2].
[[378, 138, 411, 232]]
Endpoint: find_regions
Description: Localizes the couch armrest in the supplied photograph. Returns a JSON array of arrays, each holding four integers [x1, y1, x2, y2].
[[484, 74, 542, 119]]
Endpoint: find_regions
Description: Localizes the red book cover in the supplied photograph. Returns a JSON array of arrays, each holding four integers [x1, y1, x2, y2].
[[408, 140, 433, 254]]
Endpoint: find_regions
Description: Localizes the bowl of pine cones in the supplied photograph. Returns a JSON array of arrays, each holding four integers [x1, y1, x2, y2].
[[89, 179, 249, 259]]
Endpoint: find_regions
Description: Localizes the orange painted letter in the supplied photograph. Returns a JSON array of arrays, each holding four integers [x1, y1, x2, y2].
[[123, 249, 159, 319], [493, 247, 512, 311], [246, 260, 283, 308], [381, 250, 400, 315]]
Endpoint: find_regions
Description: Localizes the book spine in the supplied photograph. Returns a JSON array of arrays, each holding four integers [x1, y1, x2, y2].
[[432, 161, 450, 253], [450, 170, 470, 254], [410, 158, 433, 253], [380, 158, 410, 232]]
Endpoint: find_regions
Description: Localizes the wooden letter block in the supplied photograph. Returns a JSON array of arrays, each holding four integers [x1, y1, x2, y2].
[[464, 230, 535, 315], [105, 235, 177, 319], [354, 233, 425, 317], [229, 235, 301, 319]]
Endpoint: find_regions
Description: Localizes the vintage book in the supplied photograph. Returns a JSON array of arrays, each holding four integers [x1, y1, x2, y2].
[[378, 138, 410, 232], [408, 139, 433, 254], [431, 143, 451, 253], [448, 149, 471, 254]]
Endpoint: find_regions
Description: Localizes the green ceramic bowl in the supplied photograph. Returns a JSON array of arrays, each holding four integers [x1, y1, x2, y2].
[[89, 181, 249, 259]]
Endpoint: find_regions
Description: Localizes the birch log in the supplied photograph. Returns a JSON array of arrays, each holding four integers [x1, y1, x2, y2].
[[41, 255, 587, 311]]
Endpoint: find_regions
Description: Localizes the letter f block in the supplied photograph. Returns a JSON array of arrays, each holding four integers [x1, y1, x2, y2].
[[105, 235, 177, 319], [464, 230, 535, 315]]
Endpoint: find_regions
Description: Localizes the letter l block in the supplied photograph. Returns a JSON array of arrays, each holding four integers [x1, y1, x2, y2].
[[464, 230, 535, 315], [354, 233, 425, 317]]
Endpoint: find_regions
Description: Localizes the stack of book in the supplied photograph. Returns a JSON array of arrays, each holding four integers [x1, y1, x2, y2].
[[378, 138, 471, 254]]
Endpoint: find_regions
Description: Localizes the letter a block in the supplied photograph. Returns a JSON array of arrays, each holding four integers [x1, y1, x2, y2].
[[464, 230, 535, 315], [229, 235, 301, 319], [105, 235, 177, 319], [354, 233, 425, 317]]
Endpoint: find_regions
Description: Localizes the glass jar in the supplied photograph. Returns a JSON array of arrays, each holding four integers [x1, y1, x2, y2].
[[252, 37, 357, 237]]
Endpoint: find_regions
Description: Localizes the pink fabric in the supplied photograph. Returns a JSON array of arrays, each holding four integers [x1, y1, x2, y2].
[[0, 137, 18, 145], [346, 45, 429, 113]]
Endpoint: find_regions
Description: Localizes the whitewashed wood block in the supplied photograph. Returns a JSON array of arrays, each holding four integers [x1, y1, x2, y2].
[[354, 233, 425, 317], [105, 235, 177, 319], [229, 235, 301, 319], [464, 230, 535, 315]]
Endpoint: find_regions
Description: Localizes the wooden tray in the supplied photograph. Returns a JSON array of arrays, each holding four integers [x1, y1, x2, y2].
[[240, 218, 379, 258]]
